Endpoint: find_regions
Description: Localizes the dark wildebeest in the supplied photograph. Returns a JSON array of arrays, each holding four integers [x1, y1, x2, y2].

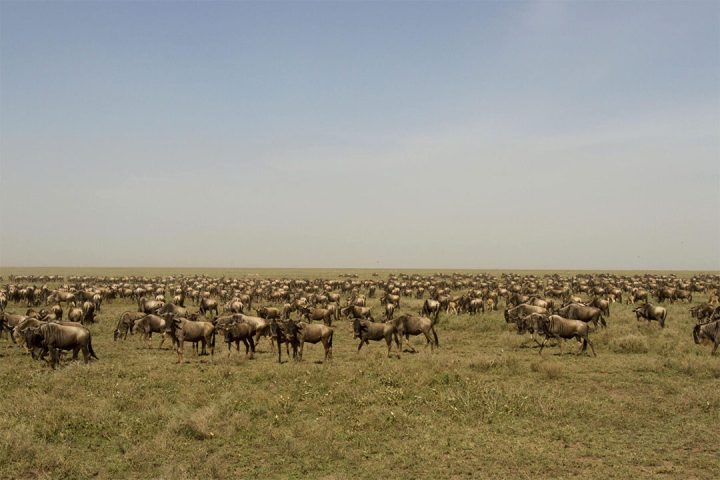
[[352, 318, 399, 358], [556, 303, 606, 328], [633, 303, 667, 328], [270, 319, 297, 363], [287, 320, 333, 362], [391, 314, 439, 352], [693, 320, 719, 355], [219, 317, 255, 359], [536, 314, 596, 357]]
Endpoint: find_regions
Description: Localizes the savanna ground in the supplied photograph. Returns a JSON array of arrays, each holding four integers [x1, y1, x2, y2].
[[0, 268, 718, 479]]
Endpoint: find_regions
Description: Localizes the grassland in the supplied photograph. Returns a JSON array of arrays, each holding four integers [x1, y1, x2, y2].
[[1, 269, 718, 479]]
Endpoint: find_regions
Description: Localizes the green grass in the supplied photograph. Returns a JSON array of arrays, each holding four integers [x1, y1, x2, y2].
[[1, 269, 719, 479]]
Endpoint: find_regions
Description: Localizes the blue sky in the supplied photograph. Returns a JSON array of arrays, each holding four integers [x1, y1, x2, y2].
[[1, 1, 718, 269]]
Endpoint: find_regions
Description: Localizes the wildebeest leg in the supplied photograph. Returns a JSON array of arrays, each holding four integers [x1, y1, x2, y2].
[[298, 341, 304, 361], [81, 345, 90, 364], [72, 346, 80, 360], [248, 337, 255, 359], [357, 339, 364, 352], [177, 340, 184, 363], [158, 333, 166, 349], [586, 338, 596, 357], [423, 331, 434, 351], [385, 336, 393, 357], [539, 338, 547, 355], [712, 341, 718, 355]]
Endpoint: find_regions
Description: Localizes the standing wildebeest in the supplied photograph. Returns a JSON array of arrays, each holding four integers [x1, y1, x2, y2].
[[352, 318, 399, 357], [341, 305, 374, 321], [537, 314, 596, 357], [693, 320, 719, 355], [114, 311, 147, 340], [256, 306, 281, 320], [384, 303, 396, 321], [138, 297, 165, 314], [504, 304, 548, 324], [198, 298, 219, 317], [157, 303, 188, 318], [270, 319, 297, 363], [422, 299, 441, 320], [287, 320, 333, 362], [82, 301, 96, 324], [67, 307, 84, 324], [392, 314, 439, 352], [588, 298, 610, 317], [166, 317, 215, 363], [219, 317, 255, 358], [133, 314, 169, 348], [633, 303, 667, 328], [234, 314, 272, 350], [33, 322, 98, 368], [300, 306, 334, 326], [556, 303, 606, 328]]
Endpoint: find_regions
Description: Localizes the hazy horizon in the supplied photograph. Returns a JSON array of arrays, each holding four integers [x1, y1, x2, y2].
[[1, 1, 718, 270]]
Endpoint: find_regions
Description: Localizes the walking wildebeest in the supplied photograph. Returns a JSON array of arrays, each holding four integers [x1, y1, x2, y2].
[[633, 303, 667, 328], [693, 320, 719, 355], [353, 318, 399, 358]]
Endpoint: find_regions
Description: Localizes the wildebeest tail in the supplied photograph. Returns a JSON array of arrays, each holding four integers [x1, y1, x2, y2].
[[88, 337, 99, 360]]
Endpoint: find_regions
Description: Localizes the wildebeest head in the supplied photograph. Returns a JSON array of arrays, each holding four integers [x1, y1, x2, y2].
[[352, 318, 366, 338]]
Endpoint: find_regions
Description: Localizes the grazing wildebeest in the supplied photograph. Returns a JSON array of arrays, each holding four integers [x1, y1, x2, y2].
[[633, 303, 667, 328], [391, 314, 439, 352], [693, 320, 719, 355], [536, 314, 596, 356], [32, 322, 98, 368], [422, 299, 441, 320], [352, 318, 399, 357], [556, 303, 606, 328], [114, 311, 147, 341], [166, 317, 215, 363], [287, 320, 333, 362]]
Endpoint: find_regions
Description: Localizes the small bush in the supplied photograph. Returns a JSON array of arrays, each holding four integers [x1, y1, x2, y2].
[[610, 334, 649, 354], [530, 360, 562, 379]]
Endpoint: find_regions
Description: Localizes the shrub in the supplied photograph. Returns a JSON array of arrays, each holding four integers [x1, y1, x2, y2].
[[610, 334, 649, 354]]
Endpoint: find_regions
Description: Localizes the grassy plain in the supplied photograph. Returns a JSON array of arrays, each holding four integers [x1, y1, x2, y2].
[[0, 268, 718, 479]]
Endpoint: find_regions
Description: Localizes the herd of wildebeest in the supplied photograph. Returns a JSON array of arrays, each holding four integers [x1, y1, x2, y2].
[[1, 272, 719, 368]]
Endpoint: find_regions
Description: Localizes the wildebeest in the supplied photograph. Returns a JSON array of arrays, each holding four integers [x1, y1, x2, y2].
[[114, 311, 147, 341], [536, 314, 596, 356], [133, 314, 169, 348], [391, 314, 439, 352], [300, 306, 334, 326], [138, 297, 165, 315], [198, 297, 219, 317], [256, 306, 281, 320], [504, 304, 548, 324], [352, 318, 399, 357], [633, 303, 667, 328], [270, 319, 297, 363], [693, 320, 719, 355], [422, 299, 441, 320], [556, 303, 606, 328], [287, 320, 333, 362], [219, 318, 255, 358], [341, 305, 374, 321], [166, 317, 215, 363], [31, 322, 98, 368]]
